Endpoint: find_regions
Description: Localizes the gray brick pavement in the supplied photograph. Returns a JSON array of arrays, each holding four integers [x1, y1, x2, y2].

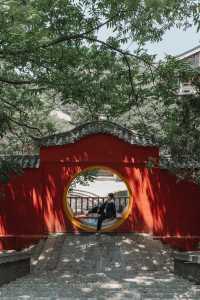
[[0, 233, 200, 299]]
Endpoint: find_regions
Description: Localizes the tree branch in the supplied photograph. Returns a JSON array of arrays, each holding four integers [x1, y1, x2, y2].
[[7, 116, 42, 135], [0, 77, 34, 85], [42, 18, 114, 48], [123, 55, 146, 123], [84, 36, 135, 57], [0, 97, 24, 114], [0, 11, 126, 55]]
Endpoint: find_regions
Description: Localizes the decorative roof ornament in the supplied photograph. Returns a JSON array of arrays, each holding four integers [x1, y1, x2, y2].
[[98, 114, 107, 121]]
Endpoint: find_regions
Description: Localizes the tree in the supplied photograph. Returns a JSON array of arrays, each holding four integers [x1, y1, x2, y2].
[[0, 0, 200, 182]]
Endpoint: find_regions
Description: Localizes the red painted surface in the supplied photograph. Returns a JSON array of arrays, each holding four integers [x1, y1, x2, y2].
[[0, 133, 200, 251]]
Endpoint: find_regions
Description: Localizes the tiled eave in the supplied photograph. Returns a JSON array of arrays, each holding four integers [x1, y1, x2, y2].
[[0, 155, 40, 169], [33, 121, 157, 147], [160, 156, 200, 170], [1, 155, 199, 171], [2, 122, 199, 170]]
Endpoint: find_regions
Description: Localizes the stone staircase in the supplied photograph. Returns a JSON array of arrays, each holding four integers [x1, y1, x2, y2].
[[0, 233, 200, 299], [31, 234, 65, 273]]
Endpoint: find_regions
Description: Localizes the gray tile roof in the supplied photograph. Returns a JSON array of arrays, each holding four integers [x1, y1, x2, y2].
[[1, 122, 198, 171], [1, 153, 198, 171], [33, 120, 157, 147], [0, 155, 40, 169], [160, 155, 200, 170]]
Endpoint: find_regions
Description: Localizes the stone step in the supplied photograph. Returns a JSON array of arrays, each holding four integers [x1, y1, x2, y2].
[[0, 233, 199, 299], [137, 286, 200, 292], [141, 294, 200, 299], [44, 234, 65, 271], [30, 238, 46, 272], [32, 234, 65, 273]]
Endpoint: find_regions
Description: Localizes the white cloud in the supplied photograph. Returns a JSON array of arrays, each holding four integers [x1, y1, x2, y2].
[[50, 110, 71, 122]]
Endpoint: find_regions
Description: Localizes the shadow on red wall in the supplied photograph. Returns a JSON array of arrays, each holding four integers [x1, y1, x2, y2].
[[0, 134, 200, 251]]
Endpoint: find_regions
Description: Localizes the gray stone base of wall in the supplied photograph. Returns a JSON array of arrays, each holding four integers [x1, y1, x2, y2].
[[0, 252, 31, 286], [174, 251, 200, 284]]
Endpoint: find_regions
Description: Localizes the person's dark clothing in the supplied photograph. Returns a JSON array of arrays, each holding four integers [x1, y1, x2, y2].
[[97, 200, 116, 231], [99, 201, 116, 218], [88, 205, 99, 214], [97, 214, 107, 231], [117, 204, 123, 213], [88, 201, 116, 218]]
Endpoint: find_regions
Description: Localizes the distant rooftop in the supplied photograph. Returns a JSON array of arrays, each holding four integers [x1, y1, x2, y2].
[[177, 45, 200, 60]]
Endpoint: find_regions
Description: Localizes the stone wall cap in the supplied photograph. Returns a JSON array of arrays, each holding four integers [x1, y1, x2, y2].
[[0, 251, 31, 264], [33, 120, 157, 148], [0, 155, 40, 169], [174, 251, 200, 264]]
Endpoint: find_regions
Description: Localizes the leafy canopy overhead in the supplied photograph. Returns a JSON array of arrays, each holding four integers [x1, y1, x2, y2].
[[1, 0, 200, 182]]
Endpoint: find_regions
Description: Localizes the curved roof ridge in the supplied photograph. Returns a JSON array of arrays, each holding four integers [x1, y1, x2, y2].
[[34, 120, 157, 147]]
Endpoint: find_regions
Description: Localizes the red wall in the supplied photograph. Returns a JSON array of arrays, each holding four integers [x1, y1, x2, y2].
[[0, 133, 200, 251]]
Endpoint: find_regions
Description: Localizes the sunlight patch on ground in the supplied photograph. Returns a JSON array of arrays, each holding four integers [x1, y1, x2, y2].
[[101, 282, 123, 289]]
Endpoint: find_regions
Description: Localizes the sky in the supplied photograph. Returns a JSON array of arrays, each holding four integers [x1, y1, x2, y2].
[[75, 180, 127, 197], [141, 26, 200, 60], [56, 25, 200, 121], [99, 24, 200, 61]]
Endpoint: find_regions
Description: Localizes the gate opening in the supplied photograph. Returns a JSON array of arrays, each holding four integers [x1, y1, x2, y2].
[[64, 166, 132, 232]]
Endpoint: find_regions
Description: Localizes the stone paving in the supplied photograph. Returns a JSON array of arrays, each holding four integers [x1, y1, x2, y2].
[[0, 233, 200, 299]]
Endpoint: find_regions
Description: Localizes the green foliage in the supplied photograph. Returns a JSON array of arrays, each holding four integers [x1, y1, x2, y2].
[[69, 169, 99, 190], [0, 158, 23, 184]]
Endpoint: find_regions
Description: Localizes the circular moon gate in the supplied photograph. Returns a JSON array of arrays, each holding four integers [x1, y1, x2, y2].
[[63, 166, 132, 232]]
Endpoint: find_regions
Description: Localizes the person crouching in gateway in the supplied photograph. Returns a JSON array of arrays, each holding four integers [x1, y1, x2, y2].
[[96, 193, 116, 234]]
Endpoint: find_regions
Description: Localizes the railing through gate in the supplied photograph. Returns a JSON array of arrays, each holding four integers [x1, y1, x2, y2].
[[68, 197, 128, 216]]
